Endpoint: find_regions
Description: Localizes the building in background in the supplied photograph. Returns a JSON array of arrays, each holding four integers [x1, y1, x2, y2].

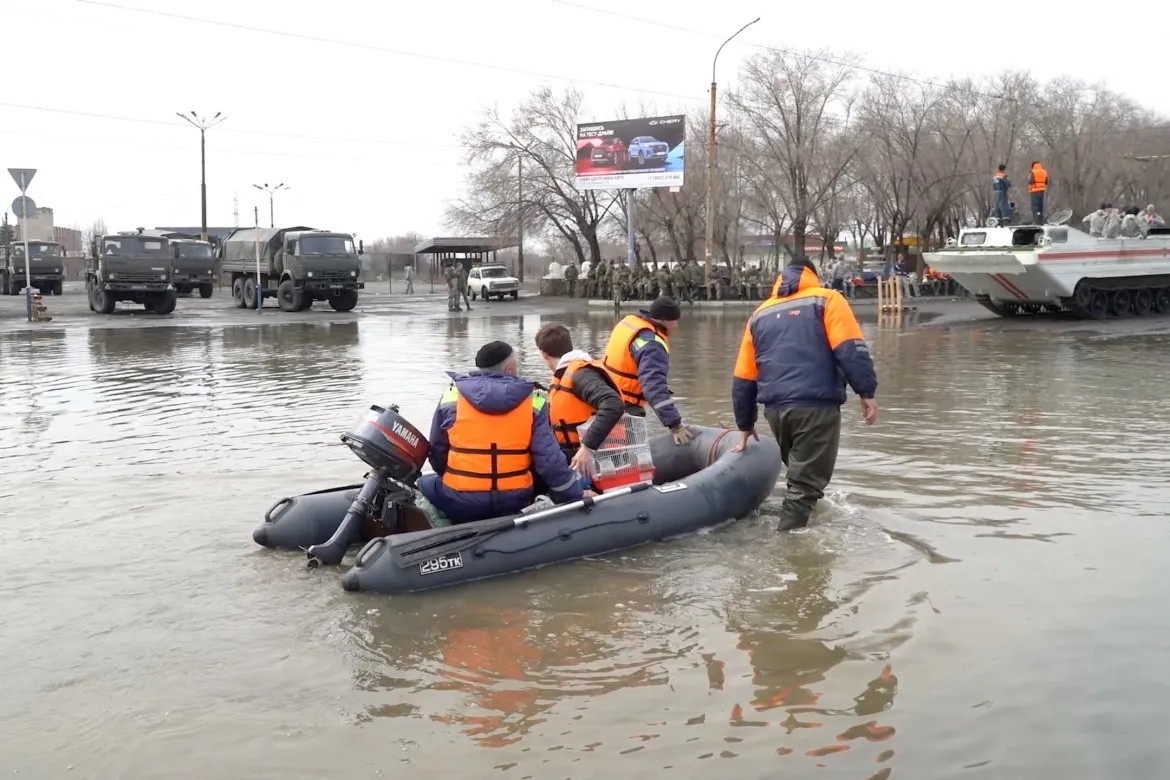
[[11, 206, 83, 255]]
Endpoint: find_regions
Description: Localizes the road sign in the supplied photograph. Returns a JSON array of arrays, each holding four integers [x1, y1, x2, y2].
[[7, 168, 36, 192], [12, 196, 36, 216]]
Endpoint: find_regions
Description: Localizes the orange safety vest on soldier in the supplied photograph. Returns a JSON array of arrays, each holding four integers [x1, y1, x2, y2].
[[440, 390, 542, 494], [548, 358, 618, 452], [1028, 164, 1048, 193], [602, 314, 671, 407]]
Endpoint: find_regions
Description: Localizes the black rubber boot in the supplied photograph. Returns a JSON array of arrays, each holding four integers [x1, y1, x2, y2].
[[776, 500, 812, 532]]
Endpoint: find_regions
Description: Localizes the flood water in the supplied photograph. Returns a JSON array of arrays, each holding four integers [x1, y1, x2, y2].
[[2, 304, 1169, 779]]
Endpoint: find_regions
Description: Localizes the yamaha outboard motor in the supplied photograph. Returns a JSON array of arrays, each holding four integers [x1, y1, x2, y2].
[[306, 404, 429, 567]]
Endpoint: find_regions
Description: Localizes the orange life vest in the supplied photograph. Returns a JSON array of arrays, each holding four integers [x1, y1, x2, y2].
[[602, 314, 671, 407], [1029, 166, 1048, 193], [548, 358, 618, 453], [441, 391, 540, 494]]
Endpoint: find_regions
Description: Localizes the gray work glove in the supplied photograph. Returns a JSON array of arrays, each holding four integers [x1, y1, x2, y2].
[[670, 424, 694, 446]]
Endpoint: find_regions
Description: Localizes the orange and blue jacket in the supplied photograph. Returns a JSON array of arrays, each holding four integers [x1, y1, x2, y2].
[[731, 263, 877, 430]]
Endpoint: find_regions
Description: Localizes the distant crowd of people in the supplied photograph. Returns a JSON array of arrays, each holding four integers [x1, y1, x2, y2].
[[559, 258, 771, 302], [1080, 204, 1164, 237]]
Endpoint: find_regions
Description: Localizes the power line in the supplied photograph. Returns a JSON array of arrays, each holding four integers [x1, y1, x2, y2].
[[76, 0, 701, 102], [0, 101, 462, 148], [0, 127, 467, 166], [548, 0, 1014, 102]]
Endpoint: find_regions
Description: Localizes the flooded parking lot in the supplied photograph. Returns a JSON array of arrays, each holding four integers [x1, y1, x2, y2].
[[2, 288, 1168, 779]]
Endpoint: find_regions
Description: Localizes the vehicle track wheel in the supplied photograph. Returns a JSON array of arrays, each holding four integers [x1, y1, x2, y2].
[[1109, 289, 1131, 317], [1154, 288, 1170, 314], [1088, 290, 1108, 318], [1133, 288, 1153, 316], [1075, 283, 1093, 308]]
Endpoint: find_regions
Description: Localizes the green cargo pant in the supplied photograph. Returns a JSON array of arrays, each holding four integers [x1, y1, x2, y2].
[[764, 406, 842, 530]]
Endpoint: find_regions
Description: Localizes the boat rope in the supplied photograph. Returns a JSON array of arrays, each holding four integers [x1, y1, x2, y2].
[[706, 429, 733, 467]]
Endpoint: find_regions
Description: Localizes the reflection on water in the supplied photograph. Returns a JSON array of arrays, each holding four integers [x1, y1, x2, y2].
[[1, 308, 1169, 778]]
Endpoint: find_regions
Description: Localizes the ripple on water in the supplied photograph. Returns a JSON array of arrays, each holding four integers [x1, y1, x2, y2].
[[1, 311, 1167, 778]]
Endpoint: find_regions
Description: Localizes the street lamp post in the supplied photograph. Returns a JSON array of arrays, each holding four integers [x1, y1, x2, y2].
[[176, 111, 226, 242], [705, 17, 760, 288], [253, 182, 289, 228]]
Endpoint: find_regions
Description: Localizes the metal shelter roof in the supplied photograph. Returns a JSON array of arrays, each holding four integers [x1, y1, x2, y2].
[[412, 236, 517, 254]]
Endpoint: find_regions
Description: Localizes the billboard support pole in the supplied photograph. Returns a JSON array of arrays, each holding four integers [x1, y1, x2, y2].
[[705, 17, 761, 290], [626, 188, 637, 277]]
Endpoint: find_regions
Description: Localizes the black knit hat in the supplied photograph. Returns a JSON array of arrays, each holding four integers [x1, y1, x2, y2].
[[648, 295, 681, 322], [787, 254, 817, 272], [475, 340, 514, 368]]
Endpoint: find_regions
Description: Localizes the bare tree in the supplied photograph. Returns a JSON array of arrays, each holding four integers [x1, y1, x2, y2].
[[82, 218, 108, 253], [729, 49, 861, 254], [446, 86, 621, 267]]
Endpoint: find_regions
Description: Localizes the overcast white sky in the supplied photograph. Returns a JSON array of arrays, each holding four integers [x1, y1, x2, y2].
[[5, 0, 1163, 242]]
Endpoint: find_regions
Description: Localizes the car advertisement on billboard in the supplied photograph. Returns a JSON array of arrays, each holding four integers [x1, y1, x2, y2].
[[574, 114, 685, 190]]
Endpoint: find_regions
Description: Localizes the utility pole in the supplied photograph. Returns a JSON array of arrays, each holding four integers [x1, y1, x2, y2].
[[517, 158, 524, 283], [252, 182, 288, 228], [704, 17, 760, 289], [176, 111, 226, 242]]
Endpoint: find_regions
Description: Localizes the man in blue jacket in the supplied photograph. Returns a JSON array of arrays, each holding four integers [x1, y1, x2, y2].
[[418, 340, 583, 524], [731, 257, 879, 532]]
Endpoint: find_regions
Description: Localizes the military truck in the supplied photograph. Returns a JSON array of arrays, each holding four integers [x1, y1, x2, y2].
[[86, 229, 178, 315], [141, 230, 215, 298], [1, 239, 66, 296], [218, 226, 364, 312]]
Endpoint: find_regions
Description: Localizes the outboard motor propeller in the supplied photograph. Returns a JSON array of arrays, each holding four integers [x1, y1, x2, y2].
[[306, 404, 429, 567]]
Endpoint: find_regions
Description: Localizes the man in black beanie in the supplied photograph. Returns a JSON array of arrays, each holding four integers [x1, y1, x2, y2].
[[601, 294, 693, 445], [732, 255, 878, 532], [418, 340, 583, 523]]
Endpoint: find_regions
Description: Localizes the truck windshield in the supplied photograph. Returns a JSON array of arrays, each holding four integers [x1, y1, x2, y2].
[[177, 244, 213, 259], [103, 237, 168, 255], [299, 236, 356, 255], [12, 242, 63, 257], [480, 266, 509, 278]]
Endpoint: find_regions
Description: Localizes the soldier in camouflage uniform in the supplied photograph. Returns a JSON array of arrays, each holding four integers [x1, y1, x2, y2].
[[688, 261, 705, 301], [635, 264, 650, 299], [672, 261, 690, 303], [563, 261, 578, 297], [657, 263, 672, 299], [443, 262, 460, 311], [596, 259, 610, 300], [745, 265, 761, 299]]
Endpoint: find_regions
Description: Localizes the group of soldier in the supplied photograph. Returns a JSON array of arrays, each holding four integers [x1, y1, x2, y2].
[[560, 258, 771, 302]]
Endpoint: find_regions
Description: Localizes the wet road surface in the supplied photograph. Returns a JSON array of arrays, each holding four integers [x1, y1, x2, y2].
[[1, 290, 1168, 779]]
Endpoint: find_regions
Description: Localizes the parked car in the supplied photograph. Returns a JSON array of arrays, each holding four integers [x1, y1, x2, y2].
[[467, 264, 520, 301], [590, 138, 629, 167], [628, 136, 669, 166]]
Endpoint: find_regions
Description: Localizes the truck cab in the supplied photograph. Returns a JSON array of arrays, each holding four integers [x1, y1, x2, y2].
[[1, 240, 66, 296], [87, 230, 177, 315], [169, 239, 216, 298]]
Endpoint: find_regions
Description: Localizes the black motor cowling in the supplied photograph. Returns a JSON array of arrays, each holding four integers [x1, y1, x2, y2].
[[340, 404, 429, 485]]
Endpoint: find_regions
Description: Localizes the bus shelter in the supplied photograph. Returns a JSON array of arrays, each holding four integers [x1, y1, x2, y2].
[[412, 236, 519, 293]]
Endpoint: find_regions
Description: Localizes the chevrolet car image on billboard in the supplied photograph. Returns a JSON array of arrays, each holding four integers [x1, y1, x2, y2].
[[574, 114, 685, 190]]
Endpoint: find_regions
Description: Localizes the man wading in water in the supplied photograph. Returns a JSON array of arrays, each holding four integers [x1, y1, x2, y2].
[[730, 256, 879, 532]]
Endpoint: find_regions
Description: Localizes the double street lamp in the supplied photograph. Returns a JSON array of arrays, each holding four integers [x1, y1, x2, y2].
[[176, 110, 226, 242], [705, 17, 760, 286], [253, 182, 289, 228]]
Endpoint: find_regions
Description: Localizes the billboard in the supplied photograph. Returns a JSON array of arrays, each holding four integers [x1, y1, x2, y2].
[[574, 114, 685, 191]]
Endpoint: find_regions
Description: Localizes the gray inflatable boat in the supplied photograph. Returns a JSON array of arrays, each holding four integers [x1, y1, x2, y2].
[[252, 403, 783, 594]]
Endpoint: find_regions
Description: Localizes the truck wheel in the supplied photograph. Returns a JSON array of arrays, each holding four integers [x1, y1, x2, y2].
[[198, 283, 213, 299], [243, 277, 258, 309], [510, 290, 519, 300], [328, 290, 358, 312], [232, 277, 246, 308], [481, 286, 490, 302], [92, 287, 116, 314], [277, 279, 301, 312], [51, 281, 63, 296], [87, 284, 95, 311], [0, 272, 8, 295], [152, 291, 177, 315], [298, 295, 313, 311]]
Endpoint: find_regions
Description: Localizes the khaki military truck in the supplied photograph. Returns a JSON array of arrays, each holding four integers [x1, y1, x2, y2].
[[86, 229, 178, 315], [218, 226, 364, 312]]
